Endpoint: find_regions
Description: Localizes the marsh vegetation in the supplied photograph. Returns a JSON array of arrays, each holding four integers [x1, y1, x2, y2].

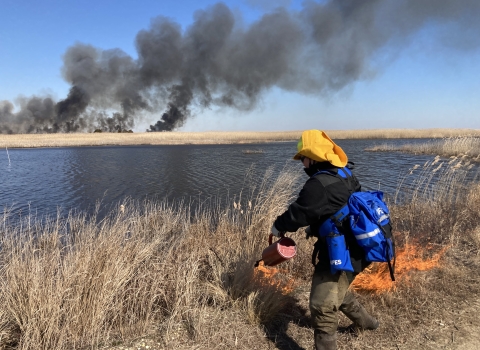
[[0, 161, 479, 349], [1, 129, 480, 149], [367, 136, 480, 162]]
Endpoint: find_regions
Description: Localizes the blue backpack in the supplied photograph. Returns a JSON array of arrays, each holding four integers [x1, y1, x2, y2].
[[316, 167, 396, 281]]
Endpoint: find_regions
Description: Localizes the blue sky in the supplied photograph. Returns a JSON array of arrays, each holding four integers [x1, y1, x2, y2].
[[1, 0, 479, 132]]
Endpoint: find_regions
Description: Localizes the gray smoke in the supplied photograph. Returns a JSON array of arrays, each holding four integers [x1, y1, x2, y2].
[[1, 0, 479, 133]]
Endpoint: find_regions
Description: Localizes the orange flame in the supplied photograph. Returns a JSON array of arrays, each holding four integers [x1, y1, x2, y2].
[[351, 243, 449, 294], [254, 261, 295, 294]]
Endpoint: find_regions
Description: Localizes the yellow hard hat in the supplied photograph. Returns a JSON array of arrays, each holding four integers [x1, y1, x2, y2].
[[293, 130, 348, 167]]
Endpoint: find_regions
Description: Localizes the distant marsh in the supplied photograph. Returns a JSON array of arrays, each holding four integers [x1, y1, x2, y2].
[[1, 128, 480, 149], [367, 137, 480, 161]]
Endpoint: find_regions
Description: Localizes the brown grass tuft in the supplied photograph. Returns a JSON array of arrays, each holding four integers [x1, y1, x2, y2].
[[367, 136, 480, 161]]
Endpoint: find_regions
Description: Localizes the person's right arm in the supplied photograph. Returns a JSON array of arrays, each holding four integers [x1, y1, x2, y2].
[[273, 178, 329, 233]]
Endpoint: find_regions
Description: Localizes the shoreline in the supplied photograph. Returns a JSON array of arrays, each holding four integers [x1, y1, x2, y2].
[[1, 128, 480, 149]]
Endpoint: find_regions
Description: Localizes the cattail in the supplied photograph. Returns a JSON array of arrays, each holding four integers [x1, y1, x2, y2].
[[432, 163, 443, 173], [448, 157, 458, 164], [409, 164, 420, 174], [452, 162, 463, 170]]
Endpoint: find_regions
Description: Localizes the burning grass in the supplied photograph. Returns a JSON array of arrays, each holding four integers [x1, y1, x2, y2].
[[352, 241, 449, 294], [0, 160, 480, 349], [1, 128, 480, 148], [253, 262, 297, 295]]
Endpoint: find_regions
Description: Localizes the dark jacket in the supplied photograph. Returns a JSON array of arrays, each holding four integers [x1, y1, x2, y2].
[[273, 162, 370, 273]]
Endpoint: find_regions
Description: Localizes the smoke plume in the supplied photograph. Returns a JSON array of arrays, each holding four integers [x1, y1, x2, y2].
[[1, 0, 479, 133]]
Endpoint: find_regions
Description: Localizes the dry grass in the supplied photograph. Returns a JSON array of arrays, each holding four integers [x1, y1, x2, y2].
[[0, 160, 479, 349], [328, 128, 480, 140], [0, 166, 303, 350], [0, 131, 302, 148], [367, 137, 480, 161], [1, 129, 480, 148]]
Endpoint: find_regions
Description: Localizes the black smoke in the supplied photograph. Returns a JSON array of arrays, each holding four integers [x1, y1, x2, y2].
[[1, 0, 480, 133]]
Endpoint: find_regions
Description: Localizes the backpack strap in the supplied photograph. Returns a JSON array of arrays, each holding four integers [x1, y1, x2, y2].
[[318, 204, 350, 235], [337, 167, 358, 195], [314, 167, 359, 235], [379, 223, 396, 281], [388, 246, 396, 281], [313, 167, 358, 195]]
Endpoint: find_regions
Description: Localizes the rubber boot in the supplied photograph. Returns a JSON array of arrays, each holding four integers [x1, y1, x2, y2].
[[314, 330, 337, 350], [340, 297, 379, 330]]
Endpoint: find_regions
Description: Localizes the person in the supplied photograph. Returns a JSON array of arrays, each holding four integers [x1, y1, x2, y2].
[[271, 129, 379, 350]]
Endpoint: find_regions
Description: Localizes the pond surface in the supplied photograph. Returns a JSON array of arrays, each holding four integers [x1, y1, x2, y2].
[[0, 139, 470, 218]]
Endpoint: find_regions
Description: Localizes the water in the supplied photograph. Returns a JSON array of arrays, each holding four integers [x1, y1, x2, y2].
[[0, 139, 472, 218]]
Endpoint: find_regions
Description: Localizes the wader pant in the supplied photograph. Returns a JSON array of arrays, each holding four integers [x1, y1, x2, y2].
[[310, 269, 378, 336]]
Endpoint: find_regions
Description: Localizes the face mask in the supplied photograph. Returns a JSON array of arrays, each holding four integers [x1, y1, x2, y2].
[[304, 162, 336, 177], [304, 166, 317, 177]]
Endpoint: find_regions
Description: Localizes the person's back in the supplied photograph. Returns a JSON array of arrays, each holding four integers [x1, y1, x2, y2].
[[270, 130, 379, 350]]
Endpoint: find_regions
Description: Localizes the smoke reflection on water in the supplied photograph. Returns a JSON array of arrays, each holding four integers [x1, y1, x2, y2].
[[1, 139, 478, 221]]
